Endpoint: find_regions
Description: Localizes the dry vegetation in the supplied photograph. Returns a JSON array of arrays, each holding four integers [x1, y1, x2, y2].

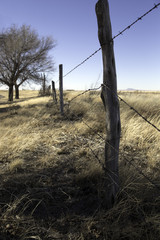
[[0, 89, 160, 240]]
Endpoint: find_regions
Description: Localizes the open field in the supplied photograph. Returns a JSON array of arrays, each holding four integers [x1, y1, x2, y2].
[[0, 90, 160, 239]]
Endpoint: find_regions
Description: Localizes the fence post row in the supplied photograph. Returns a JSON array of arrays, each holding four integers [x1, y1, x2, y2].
[[96, 0, 121, 209], [59, 64, 64, 115]]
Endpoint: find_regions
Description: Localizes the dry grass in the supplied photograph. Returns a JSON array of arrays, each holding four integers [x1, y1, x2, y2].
[[0, 89, 160, 239]]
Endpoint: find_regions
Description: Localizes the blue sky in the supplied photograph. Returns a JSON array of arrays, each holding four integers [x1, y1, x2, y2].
[[0, 0, 160, 90]]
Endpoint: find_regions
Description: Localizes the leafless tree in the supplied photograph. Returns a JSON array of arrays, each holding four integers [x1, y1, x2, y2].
[[0, 25, 56, 101]]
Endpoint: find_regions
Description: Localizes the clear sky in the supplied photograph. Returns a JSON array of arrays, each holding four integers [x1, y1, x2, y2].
[[0, 0, 160, 90]]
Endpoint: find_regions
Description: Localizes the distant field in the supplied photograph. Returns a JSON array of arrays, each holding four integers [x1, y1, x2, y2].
[[0, 90, 159, 239], [0, 90, 39, 103]]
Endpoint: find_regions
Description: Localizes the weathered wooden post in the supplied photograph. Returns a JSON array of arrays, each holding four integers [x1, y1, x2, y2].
[[59, 64, 64, 115], [96, 0, 121, 208], [43, 74, 46, 95], [52, 80, 57, 104]]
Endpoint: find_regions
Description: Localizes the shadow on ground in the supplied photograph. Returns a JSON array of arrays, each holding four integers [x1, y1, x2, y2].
[[0, 151, 160, 239], [0, 160, 102, 219], [0, 105, 21, 113], [0, 155, 107, 239]]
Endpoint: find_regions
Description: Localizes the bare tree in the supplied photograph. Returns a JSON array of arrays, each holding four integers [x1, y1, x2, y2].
[[0, 25, 56, 101]]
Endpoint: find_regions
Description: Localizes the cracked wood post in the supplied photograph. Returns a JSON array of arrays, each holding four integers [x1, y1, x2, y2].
[[59, 64, 64, 115], [96, 0, 121, 208]]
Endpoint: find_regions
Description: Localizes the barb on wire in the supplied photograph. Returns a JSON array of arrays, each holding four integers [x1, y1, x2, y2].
[[102, 84, 160, 133]]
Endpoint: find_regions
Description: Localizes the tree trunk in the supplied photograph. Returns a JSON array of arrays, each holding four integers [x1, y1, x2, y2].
[[96, 0, 121, 208], [15, 85, 19, 99], [8, 84, 14, 101]]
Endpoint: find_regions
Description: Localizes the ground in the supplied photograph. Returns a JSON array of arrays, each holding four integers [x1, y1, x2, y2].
[[0, 89, 160, 240]]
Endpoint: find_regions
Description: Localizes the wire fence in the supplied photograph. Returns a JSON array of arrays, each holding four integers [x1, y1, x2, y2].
[[55, 2, 160, 192], [64, 87, 160, 192]]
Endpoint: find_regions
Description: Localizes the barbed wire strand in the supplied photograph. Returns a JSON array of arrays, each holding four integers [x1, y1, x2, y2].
[[63, 48, 102, 78], [112, 2, 160, 40], [59, 2, 160, 80], [68, 86, 101, 104], [102, 83, 160, 132]]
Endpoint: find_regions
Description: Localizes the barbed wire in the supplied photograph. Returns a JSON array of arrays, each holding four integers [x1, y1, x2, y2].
[[112, 2, 160, 40], [67, 83, 160, 133], [63, 48, 102, 78], [102, 83, 160, 132], [68, 86, 101, 104], [59, 2, 160, 80], [55, 48, 101, 84]]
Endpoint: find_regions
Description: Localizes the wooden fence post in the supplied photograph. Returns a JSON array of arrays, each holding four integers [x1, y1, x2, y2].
[[96, 0, 121, 208], [59, 64, 64, 115], [43, 73, 46, 95], [52, 81, 57, 104]]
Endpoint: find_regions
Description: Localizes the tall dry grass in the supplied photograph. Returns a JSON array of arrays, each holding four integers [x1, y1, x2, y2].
[[0, 90, 159, 239]]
